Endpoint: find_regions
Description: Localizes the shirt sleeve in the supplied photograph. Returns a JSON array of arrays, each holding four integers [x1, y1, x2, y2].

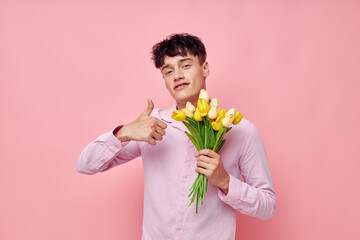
[[76, 126, 142, 175], [217, 122, 276, 220]]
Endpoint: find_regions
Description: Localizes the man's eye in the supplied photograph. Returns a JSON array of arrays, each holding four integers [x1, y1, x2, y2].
[[182, 64, 191, 68], [166, 70, 173, 75]]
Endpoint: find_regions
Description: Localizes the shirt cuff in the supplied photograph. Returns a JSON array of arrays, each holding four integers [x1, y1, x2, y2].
[[97, 127, 130, 154], [217, 174, 242, 205], [112, 125, 123, 135]]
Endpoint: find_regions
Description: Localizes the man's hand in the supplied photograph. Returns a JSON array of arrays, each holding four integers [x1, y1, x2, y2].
[[115, 99, 167, 145], [195, 149, 230, 194]]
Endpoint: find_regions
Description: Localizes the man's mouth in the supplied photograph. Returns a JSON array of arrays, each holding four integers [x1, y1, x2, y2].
[[174, 82, 190, 90]]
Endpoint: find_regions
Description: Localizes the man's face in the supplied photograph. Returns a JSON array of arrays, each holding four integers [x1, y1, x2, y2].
[[161, 53, 209, 109]]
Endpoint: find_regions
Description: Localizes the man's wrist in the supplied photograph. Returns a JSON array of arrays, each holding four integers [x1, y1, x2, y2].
[[113, 125, 128, 142], [220, 173, 230, 195]]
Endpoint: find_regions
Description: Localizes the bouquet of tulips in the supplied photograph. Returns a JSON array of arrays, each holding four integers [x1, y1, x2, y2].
[[171, 89, 243, 214]]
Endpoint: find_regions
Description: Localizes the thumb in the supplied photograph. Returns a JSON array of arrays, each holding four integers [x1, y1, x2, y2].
[[142, 99, 154, 116]]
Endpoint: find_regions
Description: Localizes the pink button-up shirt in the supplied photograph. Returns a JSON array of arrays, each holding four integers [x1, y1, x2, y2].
[[77, 104, 276, 240]]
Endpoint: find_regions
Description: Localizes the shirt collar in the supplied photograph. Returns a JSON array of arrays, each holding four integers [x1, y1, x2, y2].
[[159, 103, 187, 131], [159, 103, 176, 123]]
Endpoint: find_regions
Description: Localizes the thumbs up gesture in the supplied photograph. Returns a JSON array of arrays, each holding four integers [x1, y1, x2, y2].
[[115, 99, 167, 145]]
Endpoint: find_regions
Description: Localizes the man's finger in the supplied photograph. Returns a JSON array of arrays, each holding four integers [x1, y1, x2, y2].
[[155, 126, 166, 136], [142, 99, 154, 116], [197, 149, 217, 158], [197, 155, 212, 163], [195, 166, 210, 176], [146, 135, 157, 145], [151, 132, 163, 141], [196, 160, 209, 169], [156, 119, 167, 129]]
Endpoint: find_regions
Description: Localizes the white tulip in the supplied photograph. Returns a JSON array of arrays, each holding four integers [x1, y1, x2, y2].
[[226, 108, 236, 117], [222, 115, 234, 128], [208, 106, 218, 119], [182, 108, 193, 118], [209, 98, 218, 109], [199, 89, 210, 102], [186, 102, 196, 113]]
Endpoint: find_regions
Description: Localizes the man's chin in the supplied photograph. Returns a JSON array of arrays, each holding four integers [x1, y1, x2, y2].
[[171, 89, 198, 102]]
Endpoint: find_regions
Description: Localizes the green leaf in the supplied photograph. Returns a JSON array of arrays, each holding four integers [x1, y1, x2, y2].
[[188, 187, 195, 198], [188, 194, 195, 207], [205, 178, 208, 193], [204, 121, 209, 149], [196, 191, 199, 214], [208, 123, 216, 149], [212, 127, 226, 151], [215, 127, 226, 143], [215, 139, 226, 153], [199, 120, 204, 139], [186, 116, 198, 128], [183, 122, 203, 149], [201, 175, 206, 205], [185, 132, 201, 151], [190, 174, 200, 190]]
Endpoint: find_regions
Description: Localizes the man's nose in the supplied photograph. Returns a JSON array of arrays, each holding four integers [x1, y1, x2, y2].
[[174, 68, 184, 81]]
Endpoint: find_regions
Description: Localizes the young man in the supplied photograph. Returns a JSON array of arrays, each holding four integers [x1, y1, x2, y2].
[[77, 33, 276, 239]]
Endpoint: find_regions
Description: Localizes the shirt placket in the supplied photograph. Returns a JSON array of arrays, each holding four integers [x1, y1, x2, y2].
[[174, 133, 195, 239]]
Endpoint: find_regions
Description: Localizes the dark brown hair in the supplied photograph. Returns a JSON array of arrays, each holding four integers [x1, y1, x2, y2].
[[151, 33, 207, 69]]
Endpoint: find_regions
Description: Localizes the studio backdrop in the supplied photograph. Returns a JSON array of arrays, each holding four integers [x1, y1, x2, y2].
[[1, 0, 359, 239]]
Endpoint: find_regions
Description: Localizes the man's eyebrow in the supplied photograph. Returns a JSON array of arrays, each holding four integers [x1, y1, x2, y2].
[[161, 58, 194, 70], [161, 64, 170, 71], [179, 58, 193, 63]]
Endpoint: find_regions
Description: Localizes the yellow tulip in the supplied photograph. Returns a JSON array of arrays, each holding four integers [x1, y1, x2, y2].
[[197, 98, 209, 117], [199, 89, 210, 102], [182, 108, 193, 118], [217, 109, 226, 119], [211, 115, 223, 131], [233, 111, 243, 125], [208, 106, 218, 120], [171, 110, 186, 121], [194, 108, 203, 121], [186, 102, 196, 113]]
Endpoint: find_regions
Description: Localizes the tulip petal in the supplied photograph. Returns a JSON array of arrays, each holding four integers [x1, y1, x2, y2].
[[172, 110, 186, 121], [194, 108, 203, 122], [233, 111, 243, 125]]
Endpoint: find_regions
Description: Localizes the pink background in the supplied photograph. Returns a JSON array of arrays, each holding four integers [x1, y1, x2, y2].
[[1, 0, 360, 239]]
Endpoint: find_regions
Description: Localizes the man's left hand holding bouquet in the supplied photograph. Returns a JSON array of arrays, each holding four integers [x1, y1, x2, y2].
[[195, 149, 230, 195]]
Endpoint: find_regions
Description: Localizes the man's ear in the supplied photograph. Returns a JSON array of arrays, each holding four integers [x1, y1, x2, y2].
[[202, 61, 210, 77]]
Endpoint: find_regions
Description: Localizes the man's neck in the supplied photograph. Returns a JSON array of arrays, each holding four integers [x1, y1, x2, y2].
[[176, 100, 197, 110]]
